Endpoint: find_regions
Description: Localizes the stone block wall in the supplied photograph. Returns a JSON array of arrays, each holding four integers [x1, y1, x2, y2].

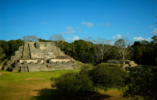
[[12, 61, 80, 72]]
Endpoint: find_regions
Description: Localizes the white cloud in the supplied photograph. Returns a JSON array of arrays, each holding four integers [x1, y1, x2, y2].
[[43, 35, 46, 37], [133, 36, 144, 41], [146, 38, 153, 42], [67, 36, 80, 41], [148, 25, 154, 28], [112, 34, 122, 40], [81, 21, 94, 27], [133, 36, 153, 42], [104, 23, 111, 27], [151, 28, 157, 34], [76, 27, 82, 32], [40, 22, 48, 24], [62, 26, 75, 34]]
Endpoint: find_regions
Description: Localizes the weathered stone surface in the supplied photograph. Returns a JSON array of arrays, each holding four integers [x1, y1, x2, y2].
[[6, 61, 14, 65], [129, 64, 137, 67], [18, 46, 23, 51], [3, 66, 9, 70], [49, 59, 71, 62], [15, 51, 22, 55], [11, 56, 21, 60], [20, 59, 38, 64], [3, 41, 81, 72]]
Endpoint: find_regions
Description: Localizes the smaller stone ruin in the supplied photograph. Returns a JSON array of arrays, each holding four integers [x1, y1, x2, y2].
[[2, 42, 81, 72], [106, 59, 138, 69]]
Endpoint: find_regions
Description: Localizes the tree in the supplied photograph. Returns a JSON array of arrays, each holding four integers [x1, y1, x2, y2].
[[84, 37, 95, 50], [49, 34, 65, 47], [151, 35, 157, 44], [151, 35, 157, 65], [0, 47, 6, 63], [22, 35, 38, 42], [114, 38, 130, 60], [66, 42, 77, 58], [8, 40, 19, 54], [73, 40, 95, 64], [0, 40, 9, 55], [38, 38, 50, 42], [93, 37, 112, 62]]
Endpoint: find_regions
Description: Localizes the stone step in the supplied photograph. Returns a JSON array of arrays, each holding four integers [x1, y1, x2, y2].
[[3, 66, 9, 70], [15, 51, 22, 56], [6, 60, 15, 65], [18, 46, 23, 51], [11, 56, 21, 61], [12, 67, 20, 72]]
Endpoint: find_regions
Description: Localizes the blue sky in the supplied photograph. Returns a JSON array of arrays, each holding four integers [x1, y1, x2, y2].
[[0, 0, 157, 44]]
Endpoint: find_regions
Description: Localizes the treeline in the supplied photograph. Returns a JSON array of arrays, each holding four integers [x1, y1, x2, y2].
[[0, 39, 23, 63], [56, 35, 157, 66], [0, 35, 157, 66]]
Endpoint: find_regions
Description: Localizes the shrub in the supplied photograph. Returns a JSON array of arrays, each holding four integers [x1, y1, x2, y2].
[[51, 71, 95, 95], [124, 66, 157, 100], [89, 64, 128, 91], [51, 64, 128, 96]]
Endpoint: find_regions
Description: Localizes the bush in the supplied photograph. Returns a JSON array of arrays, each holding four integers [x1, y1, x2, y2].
[[89, 64, 128, 91], [51, 71, 95, 95], [51, 64, 128, 96], [124, 66, 157, 100]]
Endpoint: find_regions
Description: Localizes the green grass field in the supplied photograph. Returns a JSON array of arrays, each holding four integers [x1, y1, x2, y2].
[[0, 69, 129, 100]]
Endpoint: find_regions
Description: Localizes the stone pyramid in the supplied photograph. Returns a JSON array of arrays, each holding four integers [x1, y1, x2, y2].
[[3, 42, 81, 72]]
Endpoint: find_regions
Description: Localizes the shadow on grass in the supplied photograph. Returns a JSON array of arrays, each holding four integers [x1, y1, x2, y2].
[[33, 88, 111, 100]]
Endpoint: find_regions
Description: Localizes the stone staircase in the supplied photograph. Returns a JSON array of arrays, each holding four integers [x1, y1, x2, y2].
[[2, 42, 81, 72]]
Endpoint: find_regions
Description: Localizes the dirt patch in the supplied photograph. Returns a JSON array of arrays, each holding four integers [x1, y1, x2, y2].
[[25, 78, 45, 80]]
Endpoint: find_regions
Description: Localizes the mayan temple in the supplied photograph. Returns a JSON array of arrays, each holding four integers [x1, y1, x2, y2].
[[3, 42, 81, 72]]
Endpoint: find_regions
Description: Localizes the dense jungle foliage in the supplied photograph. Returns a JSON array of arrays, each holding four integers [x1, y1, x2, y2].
[[0, 35, 157, 66]]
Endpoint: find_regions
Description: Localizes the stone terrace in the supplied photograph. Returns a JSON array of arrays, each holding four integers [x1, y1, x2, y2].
[[2, 42, 80, 72]]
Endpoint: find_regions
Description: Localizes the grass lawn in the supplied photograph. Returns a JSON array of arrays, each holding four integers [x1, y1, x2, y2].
[[0, 70, 129, 100]]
